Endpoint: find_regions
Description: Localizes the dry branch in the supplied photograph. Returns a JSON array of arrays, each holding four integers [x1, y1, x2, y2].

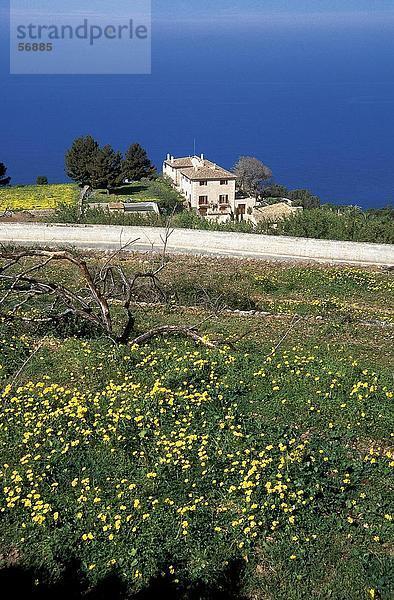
[[131, 325, 217, 348], [0, 224, 216, 348], [8, 336, 48, 388], [0, 249, 114, 336], [265, 314, 302, 359]]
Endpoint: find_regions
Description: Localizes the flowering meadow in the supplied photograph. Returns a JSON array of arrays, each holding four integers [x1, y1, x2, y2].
[[0, 255, 393, 598], [0, 331, 392, 599], [150, 258, 394, 325], [0, 184, 78, 211]]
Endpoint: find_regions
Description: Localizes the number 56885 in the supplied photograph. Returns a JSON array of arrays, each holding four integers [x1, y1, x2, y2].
[[18, 43, 53, 52]]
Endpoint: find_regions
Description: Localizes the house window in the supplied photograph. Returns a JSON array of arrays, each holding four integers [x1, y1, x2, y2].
[[219, 194, 229, 204], [220, 180, 228, 185], [200, 180, 208, 186], [199, 196, 208, 205]]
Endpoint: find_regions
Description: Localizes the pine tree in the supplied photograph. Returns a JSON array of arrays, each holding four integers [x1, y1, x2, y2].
[[122, 143, 155, 182], [0, 163, 11, 186], [65, 136, 100, 187], [90, 145, 123, 192]]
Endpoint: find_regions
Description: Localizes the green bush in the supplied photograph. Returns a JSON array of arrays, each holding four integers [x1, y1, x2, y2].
[[273, 209, 394, 244], [49, 201, 394, 245], [145, 177, 184, 214]]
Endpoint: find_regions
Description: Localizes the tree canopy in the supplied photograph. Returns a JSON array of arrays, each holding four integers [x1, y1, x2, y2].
[[89, 145, 123, 191], [65, 138, 155, 190], [260, 183, 289, 199], [65, 136, 100, 187], [234, 156, 272, 198], [289, 189, 320, 209], [0, 162, 11, 186], [122, 143, 156, 182]]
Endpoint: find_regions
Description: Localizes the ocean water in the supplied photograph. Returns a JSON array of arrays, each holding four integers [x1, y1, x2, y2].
[[1, 15, 394, 208]]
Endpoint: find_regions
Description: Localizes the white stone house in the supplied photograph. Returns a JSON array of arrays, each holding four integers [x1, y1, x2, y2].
[[163, 154, 240, 222]]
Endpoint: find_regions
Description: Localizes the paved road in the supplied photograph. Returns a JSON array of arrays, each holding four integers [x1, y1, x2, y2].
[[0, 222, 393, 266]]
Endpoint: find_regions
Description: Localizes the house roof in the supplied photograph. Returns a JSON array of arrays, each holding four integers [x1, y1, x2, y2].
[[180, 159, 236, 181], [253, 202, 301, 223], [164, 157, 194, 168], [165, 155, 236, 181]]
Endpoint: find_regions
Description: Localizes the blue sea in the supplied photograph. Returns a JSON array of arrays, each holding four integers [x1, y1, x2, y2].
[[1, 11, 394, 208]]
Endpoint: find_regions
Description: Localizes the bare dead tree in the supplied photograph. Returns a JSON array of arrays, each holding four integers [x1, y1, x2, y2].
[[0, 221, 217, 347], [0, 248, 117, 338]]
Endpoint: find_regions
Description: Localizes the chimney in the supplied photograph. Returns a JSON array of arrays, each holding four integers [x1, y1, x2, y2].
[[166, 153, 170, 160], [200, 153, 204, 160]]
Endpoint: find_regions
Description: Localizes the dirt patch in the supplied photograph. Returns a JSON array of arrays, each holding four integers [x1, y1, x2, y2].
[[0, 210, 55, 223], [0, 547, 20, 568]]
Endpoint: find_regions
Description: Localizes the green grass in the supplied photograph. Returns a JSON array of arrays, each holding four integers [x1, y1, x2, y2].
[[7, 254, 392, 324], [90, 183, 159, 203], [0, 255, 393, 599], [151, 257, 394, 324], [88, 178, 183, 211]]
